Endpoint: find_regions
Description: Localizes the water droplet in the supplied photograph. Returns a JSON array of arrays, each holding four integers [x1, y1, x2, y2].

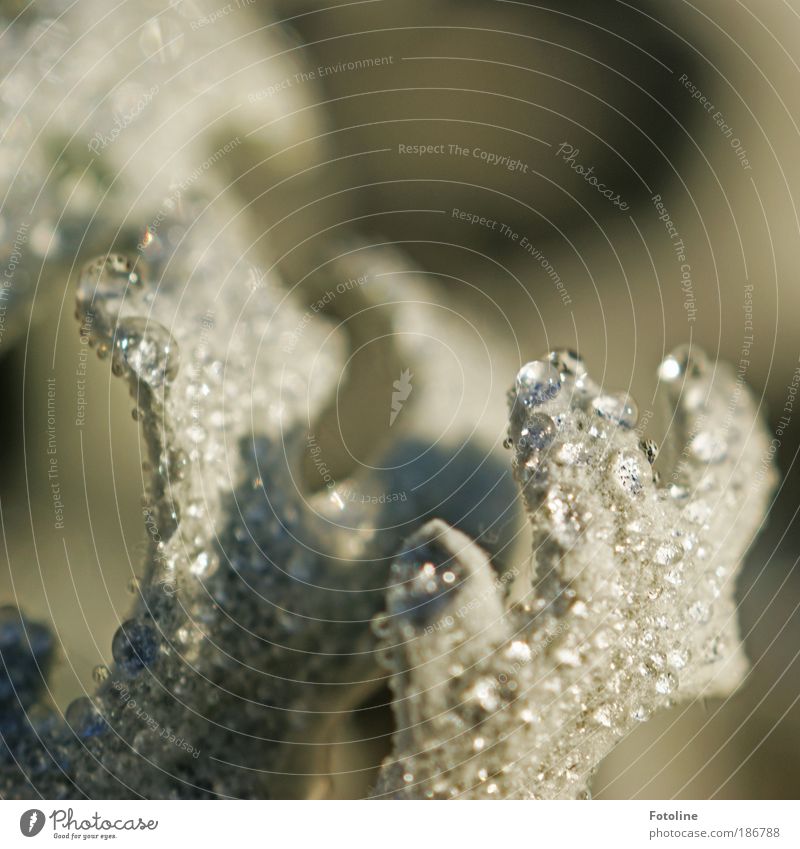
[[77, 254, 143, 321], [468, 677, 500, 711], [557, 442, 584, 465], [669, 484, 689, 501], [658, 345, 709, 383], [658, 355, 682, 382], [655, 672, 677, 695], [592, 392, 638, 428], [611, 451, 645, 497], [548, 349, 586, 378], [113, 318, 180, 388], [664, 568, 683, 586], [554, 646, 581, 667], [92, 664, 110, 684], [514, 413, 557, 463], [640, 439, 659, 465], [684, 500, 712, 525], [703, 636, 725, 663], [654, 543, 681, 566], [667, 648, 690, 669], [515, 360, 562, 406], [167, 448, 190, 481], [593, 628, 612, 650], [523, 412, 556, 446], [593, 706, 613, 727], [506, 640, 532, 663], [65, 696, 106, 739], [688, 601, 711, 624], [189, 551, 217, 579]]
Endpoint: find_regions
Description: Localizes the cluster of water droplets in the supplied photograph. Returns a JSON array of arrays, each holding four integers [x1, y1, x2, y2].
[[0, 0, 324, 349], [372, 346, 776, 799], [77, 255, 180, 392]]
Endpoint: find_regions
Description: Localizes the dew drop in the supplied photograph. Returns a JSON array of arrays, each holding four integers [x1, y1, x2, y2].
[[548, 349, 587, 379], [515, 413, 557, 462], [515, 360, 562, 406], [506, 640, 533, 663], [664, 568, 683, 586], [658, 345, 709, 383], [468, 677, 500, 712], [77, 254, 143, 320], [592, 392, 639, 428], [655, 672, 678, 695], [113, 317, 180, 388], [654, 543, 681, 566], [667, 648, 690, 669], [194, 547, 221, 580], [65, 696, 106, 739], [640, 439, 659, 465], [703, 636, 725, 663], [593, 706, 613, 727], [92, 664, 110, 684], [611, 451, 644, 497], [689, 601, 711, 624]]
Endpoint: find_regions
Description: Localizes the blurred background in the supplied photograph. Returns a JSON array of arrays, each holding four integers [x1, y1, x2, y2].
[[1, 0, 799, 798]]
